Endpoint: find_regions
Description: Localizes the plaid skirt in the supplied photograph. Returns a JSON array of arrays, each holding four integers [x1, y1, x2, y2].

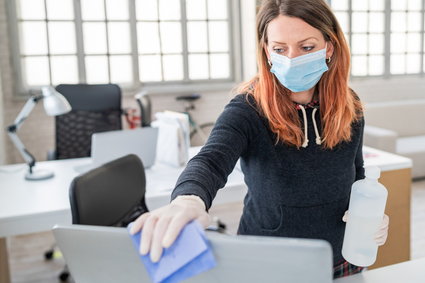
[[333, 260, 364, 279]]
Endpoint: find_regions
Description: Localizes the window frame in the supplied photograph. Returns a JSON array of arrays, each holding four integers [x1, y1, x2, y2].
[[7, 0, 243, 97], [328, 0, 425, 79]]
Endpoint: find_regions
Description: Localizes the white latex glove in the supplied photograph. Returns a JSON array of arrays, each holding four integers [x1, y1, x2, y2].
[[342, 210, 389, 246], [130, 195, 210, 262]]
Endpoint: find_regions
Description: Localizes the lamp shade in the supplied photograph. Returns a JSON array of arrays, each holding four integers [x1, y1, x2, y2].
[[41, 86, 72, 116]]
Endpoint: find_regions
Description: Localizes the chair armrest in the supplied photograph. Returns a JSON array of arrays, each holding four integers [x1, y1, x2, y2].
[[47, 149, 57, 160], [363, 125, 398, 153]]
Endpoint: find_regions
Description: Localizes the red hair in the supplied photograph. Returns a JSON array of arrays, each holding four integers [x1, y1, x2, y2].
[[236, 0, 363, 149]]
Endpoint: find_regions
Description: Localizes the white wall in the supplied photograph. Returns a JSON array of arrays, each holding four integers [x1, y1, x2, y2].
[[0, 0, 6, 165], [350, 77, 425, 103], [0, 67, 5, 165], [241, 0, 257, 80]]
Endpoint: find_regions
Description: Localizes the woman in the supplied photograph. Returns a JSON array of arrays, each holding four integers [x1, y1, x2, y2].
[[131, 0, 389, 278]]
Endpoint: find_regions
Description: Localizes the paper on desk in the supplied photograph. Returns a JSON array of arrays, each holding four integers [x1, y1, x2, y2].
[[127, 221, 216, 283]]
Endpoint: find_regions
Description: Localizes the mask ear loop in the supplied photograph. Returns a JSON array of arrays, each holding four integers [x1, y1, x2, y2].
[[268, 59, 272, 67]]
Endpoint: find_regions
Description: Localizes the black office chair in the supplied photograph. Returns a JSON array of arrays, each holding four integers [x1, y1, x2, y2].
[[44, 84, 124, 281], [54, 155, 148, 281], [49, 84, 123, 160], [69, 154, 149, 227]]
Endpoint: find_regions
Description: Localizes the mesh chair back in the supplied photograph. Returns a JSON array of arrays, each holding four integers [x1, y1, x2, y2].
[[54, 84, 122, 159], [69, 154, 149, 227]]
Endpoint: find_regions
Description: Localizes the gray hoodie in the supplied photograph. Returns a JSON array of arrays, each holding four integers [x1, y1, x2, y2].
[[171, 93, 365, 265]]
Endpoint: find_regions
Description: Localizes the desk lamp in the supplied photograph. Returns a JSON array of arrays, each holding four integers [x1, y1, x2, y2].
[[7, 86, 71, 180]]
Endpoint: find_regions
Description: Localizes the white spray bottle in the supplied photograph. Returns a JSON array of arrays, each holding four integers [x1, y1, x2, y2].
[[342, 166, 388, 267]]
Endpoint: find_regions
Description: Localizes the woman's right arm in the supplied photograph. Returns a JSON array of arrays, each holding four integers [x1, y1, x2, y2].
[[130, 95, 258, 262]]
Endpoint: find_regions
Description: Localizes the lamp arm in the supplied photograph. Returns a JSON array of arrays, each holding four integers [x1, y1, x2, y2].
[[7, 131, 35, 166], [6, 95, 42, 167], [12, 95, 42, 131]]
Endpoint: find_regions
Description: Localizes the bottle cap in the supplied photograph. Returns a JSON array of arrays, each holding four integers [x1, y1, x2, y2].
[[365, 166, 380, 179]]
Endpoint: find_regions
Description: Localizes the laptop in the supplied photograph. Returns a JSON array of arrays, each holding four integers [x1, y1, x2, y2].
[[53, 224, 333, 283], [75, 127, 158, 172]]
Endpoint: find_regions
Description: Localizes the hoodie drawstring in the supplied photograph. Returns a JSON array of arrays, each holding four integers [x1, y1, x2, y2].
[[299, 105, 322, 148], [312, 108, 322, 145], [299, 105, 309, 148]]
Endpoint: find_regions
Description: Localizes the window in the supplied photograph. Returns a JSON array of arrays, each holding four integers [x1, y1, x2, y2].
[[329, 0, 425, 77], [9, 0, 237, 92]]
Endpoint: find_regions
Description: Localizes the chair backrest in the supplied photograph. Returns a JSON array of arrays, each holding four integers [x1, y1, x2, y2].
[[135, 91, 152, 127], [54, 84, 123, 159], [69, 154, 149, 227]]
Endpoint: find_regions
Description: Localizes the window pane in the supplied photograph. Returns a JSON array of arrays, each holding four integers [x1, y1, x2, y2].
[[18, 0, 45, 20], [46, 0, 74, 20], [408, 0, 422, 10], [369, 0, 385, 11], [369, 12, 385, 33], [407, 12, 421, 32], [391, 33, 406, 53], [406, 54, 420, 73], [108, 23, 131, 54], [210, 54, 229, 79], [136, 0, 158, 20], [162, 55, 183, 81], [186, 0, 206, 20], [207, 0, 227, 19], [352, 0, 368, 11], [48, 22, 76, 54], [83, 23, 107, 54], [209, 21, 229, 52], [368, 34, 384, 54], [391, 12, 407, 32], [335, 12, 349, 33], [20, 22, 48, 55], [106, 0, 129, 20], [139, 55, 162, 82], [391, 54, 406, 74], [189, 54, 209, 79], [23, 56, 50, 85], [86, 56, 109, 83], [110, 55, 132, 83], [407, 33, 421, 53], [352, 12, 368, 33], [351, 55, 368, 76], [368, 55, 384, 75], [351, 34, 368, 55], [187, 22, 208, 52], [81, 0, 105, 20], [160, 22, 182, 53], [331, 0, 348, 11], [392, 0, 407, 10], [159, 0, 180, 20], [50, 56, 78, 84], [137, 22, 160, 54]]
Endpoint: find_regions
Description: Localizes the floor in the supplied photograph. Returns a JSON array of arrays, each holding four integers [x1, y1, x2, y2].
[[7, 179, 425, 283]]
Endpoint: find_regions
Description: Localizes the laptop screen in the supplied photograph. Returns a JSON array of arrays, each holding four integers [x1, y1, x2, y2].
[[91, 127, 158, 168], [53, 225, 333, 283]]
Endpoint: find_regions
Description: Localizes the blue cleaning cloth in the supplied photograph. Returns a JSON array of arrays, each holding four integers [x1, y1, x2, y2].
[[127, 221, 216, 283]]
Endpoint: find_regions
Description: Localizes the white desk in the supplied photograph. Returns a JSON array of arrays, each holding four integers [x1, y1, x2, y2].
[[334, 257, 425, 283], [0, 148, 246, 283], [0, 146, 411, 283], [0, 158, 246, 238]]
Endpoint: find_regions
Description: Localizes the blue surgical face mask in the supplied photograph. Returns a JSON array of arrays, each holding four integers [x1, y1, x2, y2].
[[269, 46, 329, 92]]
